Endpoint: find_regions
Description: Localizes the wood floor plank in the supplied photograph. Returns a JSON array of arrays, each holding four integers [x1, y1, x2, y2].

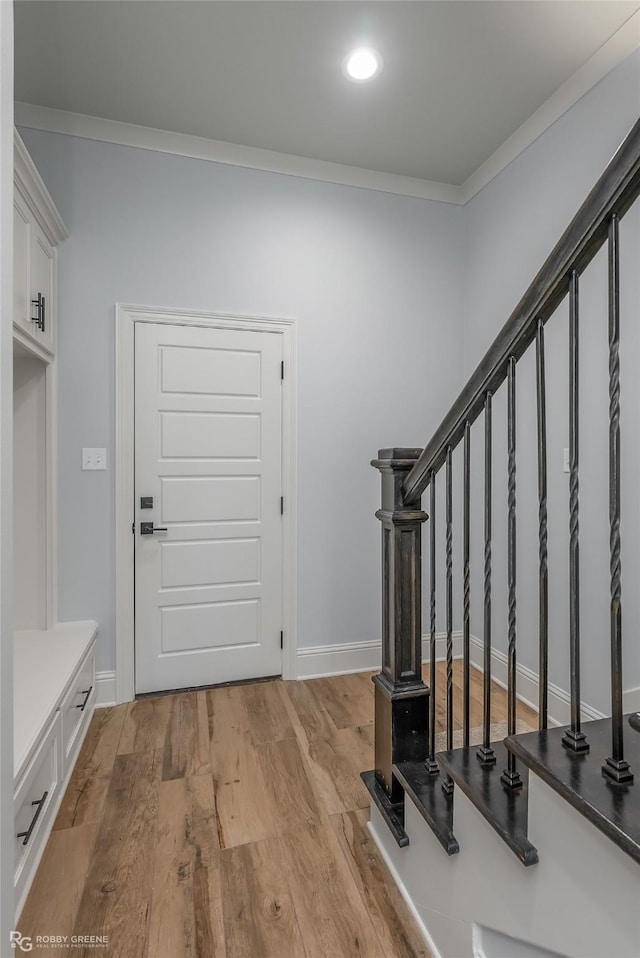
[[54, 705, 127, 829], [331, 809, 431, 958], [206, 687, 276, 848], [277, 815, 386, 958], [257, 737, 322, 832], [279, 679, 337, 742], [118, 695, 171, 755], [303, 724, 373, 816], [70, 749, 163, 958], [147, 775, 225, 958], [18, 823, 100, 956], [305, 673, 374, 730], [242, 680, 296, 746], [162, 692, 211, 781], [220, 838, 306, 958]]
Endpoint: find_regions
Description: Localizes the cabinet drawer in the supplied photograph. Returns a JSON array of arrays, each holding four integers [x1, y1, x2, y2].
[[14, 712, 62, 905], [60, 644, 96, 770]]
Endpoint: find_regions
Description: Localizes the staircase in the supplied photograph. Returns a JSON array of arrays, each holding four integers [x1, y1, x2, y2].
[[362, 118, 640, 958]]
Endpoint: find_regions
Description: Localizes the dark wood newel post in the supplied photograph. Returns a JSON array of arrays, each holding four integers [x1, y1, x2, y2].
[[370, 448, 430, 805]]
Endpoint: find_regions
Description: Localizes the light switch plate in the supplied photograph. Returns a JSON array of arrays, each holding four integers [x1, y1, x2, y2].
[[82, 447, 107, 471]]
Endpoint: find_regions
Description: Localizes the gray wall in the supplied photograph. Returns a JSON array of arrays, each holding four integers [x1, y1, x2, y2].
[[18, 128, 465, 671], [19, 48, 640, 703], [461, 49, 640, 709]]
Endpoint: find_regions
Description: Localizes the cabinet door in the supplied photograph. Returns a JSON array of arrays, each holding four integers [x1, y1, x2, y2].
[[13, 193, 32, 338], [30, 223, 55, 354]]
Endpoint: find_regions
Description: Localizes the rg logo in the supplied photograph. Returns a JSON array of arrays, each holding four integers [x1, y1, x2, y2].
[[10, 932, 33, 952]]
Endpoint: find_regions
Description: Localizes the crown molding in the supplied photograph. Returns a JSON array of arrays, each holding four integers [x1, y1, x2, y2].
[[14, 9, 640, 208], [459, 9, 640, 203], [13, 102, 461, 205], [14, 129, 68, 243]]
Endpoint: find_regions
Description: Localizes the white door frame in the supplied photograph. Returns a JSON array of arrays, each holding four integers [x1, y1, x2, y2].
[[114, 304, 297, 704]]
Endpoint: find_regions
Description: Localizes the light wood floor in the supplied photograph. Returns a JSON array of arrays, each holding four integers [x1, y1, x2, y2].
[[18, 662, 538, 958]]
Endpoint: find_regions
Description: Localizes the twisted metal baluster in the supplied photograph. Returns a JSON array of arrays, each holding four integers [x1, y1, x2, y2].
[[478, 392, 496, 765], [442, 449, 455, 796], [603, 214, 633, 783], [502, 359, 523, 789], [563, 270, 589, 752], [463, 422, 471, 747], [426, 471, 439, 774], [536, 318, 549, 730]]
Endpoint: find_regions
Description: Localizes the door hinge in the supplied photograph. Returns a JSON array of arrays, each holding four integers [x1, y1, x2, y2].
[[280, 496, 284, 515], [280, 631, 284, 650], [132, 521, 135, 534], [281, 360, 284, 380]]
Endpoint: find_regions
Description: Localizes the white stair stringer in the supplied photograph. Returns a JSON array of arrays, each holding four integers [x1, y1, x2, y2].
[[369, 770, 640, 958]]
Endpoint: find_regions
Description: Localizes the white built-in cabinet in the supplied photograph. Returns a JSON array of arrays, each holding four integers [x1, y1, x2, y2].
[[13, 134, 62, 357], [12, 132, 98, 919]]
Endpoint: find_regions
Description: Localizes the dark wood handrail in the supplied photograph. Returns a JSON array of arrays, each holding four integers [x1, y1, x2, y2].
[[403, 117, 640, 504]]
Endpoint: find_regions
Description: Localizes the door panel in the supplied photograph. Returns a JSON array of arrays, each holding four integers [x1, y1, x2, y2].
[[160, 538, 260, 589], [134, 322, 283, 694], [160, 345, 261, 396], [160, 476, 261, 523], [160, 412, 260, 459], [160, 599, 259, 654]]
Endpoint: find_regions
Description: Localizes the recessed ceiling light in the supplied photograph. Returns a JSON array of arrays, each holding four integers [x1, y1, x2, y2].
[[343, 48, 383, 82]]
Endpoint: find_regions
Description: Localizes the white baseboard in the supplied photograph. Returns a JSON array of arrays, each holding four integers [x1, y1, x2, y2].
[[468, 636, 573, 727], [295, 633, 640, 725], [468, 636, 640, 727], [296, 632, 464, 680], [295, 640, 380, 679], [95, 670, 117, 707]]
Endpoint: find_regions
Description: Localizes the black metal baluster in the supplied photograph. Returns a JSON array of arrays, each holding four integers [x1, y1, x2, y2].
[[536, 318, 549, 731], [442, 449, 455, 795], [446, 447, 453, 748], [463, 422, 471, 748], [426, 471, 439, 774], [502, 359, 523, 790], [563, 271, 589, 752], [478, 393, 496, 765], [603, 214, 633, 784]]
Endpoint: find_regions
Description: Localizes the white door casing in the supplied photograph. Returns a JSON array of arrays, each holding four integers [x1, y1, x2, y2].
[[134, 321, 284, 694], [115, 305, 297, 704]]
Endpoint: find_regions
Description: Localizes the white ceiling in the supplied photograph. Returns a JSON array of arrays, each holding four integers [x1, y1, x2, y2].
[[14, 1, 640, 186]]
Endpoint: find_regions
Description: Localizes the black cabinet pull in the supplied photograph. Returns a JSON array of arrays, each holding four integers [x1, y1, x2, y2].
[[75, 686, 93, 711], [31, 293, 44, 331], [17, 791, 48, 846], [30, 293, 46, 332]]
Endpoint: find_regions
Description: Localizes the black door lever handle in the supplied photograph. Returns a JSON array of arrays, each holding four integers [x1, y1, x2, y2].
[[140, 522, 168, 535]]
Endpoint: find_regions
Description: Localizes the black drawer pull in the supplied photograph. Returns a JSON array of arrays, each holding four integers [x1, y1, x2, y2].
[[17, 790, 48, 846], [75, 686, 93, 712]]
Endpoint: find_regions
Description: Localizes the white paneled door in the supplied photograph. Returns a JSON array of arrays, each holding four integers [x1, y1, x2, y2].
[[134, 322, 283, 694]]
